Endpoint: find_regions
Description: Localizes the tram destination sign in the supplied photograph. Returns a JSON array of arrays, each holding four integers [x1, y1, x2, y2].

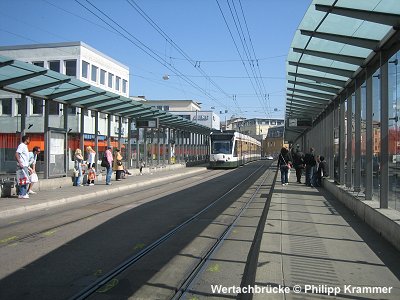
[[136, 118, 159, 128]]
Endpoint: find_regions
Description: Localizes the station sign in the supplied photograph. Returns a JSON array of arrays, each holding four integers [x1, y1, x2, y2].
[[288, 118, 312, 127], [136, 118, 159, 128]]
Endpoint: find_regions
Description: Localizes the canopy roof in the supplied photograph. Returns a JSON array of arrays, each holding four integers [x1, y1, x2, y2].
[[286, 0, 400, 142], [0, 54, 210, 134]]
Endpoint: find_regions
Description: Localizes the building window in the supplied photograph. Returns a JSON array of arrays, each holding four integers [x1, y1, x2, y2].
[[32, 61, 44, 67], [108, 73, 114, 88], [32, 97, 43, 115], [82, 61, 89, 78], [67, 106, 76, 115], [91, 65, 98, 82], [0, 98, 12, 115], [122, 79, 127, 93], [65, 60, 77, 77], [49, 60, 60, 72], [49, 101, 60, 115], [16, 98, 22, 115], [115, 76, 121, 91], [100, 69, 106, 85]]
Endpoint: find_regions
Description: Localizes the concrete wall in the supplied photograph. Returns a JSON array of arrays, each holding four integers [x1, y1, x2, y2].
[[323, 178, 400, 252]]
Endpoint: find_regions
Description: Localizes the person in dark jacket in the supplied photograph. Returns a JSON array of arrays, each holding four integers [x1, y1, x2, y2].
[[277, 147, 292, 185], [292, 145, 305, 184], [304, 147, 317, 187]]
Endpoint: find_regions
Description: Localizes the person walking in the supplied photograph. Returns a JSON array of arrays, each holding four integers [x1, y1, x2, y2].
[[27, 146, 40, 194], [85, 146, 96, 186], [277, 147, 292, 186], [304, 147, 317, 187], [73, 148, 84, 187], [105, 146, 113, 185], [15, 135, 31, 199], [113, 149, 124, 181], [139, 159, 145, 175]]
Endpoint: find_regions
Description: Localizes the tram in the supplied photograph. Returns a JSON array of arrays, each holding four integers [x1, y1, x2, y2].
[[209, 130, 261, 168]]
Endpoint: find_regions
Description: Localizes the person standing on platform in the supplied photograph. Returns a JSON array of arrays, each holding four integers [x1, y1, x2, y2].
[[85, 146, 96, 186], [277, 147, 292, 186], [73, 148, 84, 187], [27, 146, 40, 194], [139, 159, 145, 175], [113, 149, 124, 181], [316, 155, 329, 187], [15, 135, 31, 199], [105, 146, 113, 185], [304, 147, 317, 187], [293, 145, 305, 184]]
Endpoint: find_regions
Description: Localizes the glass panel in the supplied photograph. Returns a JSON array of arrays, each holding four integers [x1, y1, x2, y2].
[[65, 60, 77, 77], [351, 93, 356, 188], [68, 106, 77, 115], [108, 73, 113, 88], [115, 76, 120, 91], [122, 79, 127, 93], [49, 101, 60, 115], [333, 103, 340, 182], [372, 70, 381, 202], [360, 84, 367, 191], [388, 51, 400, 210], [16, 97, 21, 115], [0, 98, 12, 115], [49, 60, 60, 72], [100, 69, 106, 85], [91, 65, 98, 82], [32, 97, 43, 115], [82, 60, 89, 78]]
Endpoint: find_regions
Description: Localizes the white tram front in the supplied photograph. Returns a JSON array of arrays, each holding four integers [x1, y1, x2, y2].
[[209, 131, 261, 168]]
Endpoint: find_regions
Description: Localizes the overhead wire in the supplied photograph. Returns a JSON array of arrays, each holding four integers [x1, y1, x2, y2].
[[229, 0, 270, 116], [238, 0, 271, 114], [125, 0, 239, 114], [74, 0, 229, 111], [216, 0, 268, 117]]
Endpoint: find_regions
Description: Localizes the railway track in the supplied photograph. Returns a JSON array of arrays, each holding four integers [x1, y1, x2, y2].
[[71, 163, 276, 299], [0, 169, 228, 248]]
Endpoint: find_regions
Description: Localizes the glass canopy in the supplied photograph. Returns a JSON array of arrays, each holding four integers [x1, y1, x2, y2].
[[286, 0, 400, 142], [0, 55, 210, 133]]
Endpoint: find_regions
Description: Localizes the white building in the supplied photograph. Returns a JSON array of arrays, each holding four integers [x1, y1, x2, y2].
[[0, 42, 130, 173], [0, 41, 130, 136]]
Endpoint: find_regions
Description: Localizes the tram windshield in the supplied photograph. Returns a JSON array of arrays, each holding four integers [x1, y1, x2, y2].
[[212, 141, 232, 154]]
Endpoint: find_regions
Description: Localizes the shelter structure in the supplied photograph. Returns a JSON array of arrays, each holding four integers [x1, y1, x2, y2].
[[286, 0, 400, 210], [0, 43, 210, 178]]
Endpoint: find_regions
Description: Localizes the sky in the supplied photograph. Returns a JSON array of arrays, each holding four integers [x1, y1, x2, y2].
[[0, 0, 312, 120]]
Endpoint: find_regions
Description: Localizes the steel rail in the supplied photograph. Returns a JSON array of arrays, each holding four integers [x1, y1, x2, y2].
[[70, 164, 267, 300], [0, 169, 226, 247], [174, 168, 275, 299]]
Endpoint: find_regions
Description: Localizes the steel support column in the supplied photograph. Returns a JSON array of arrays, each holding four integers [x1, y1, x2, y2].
[[346, 94, 353, 188], [339, 95, 346, 185], [354, 82, 362, 192]]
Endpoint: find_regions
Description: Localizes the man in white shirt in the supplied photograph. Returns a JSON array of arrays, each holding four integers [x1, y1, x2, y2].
[[15, 135, 31, 199]]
